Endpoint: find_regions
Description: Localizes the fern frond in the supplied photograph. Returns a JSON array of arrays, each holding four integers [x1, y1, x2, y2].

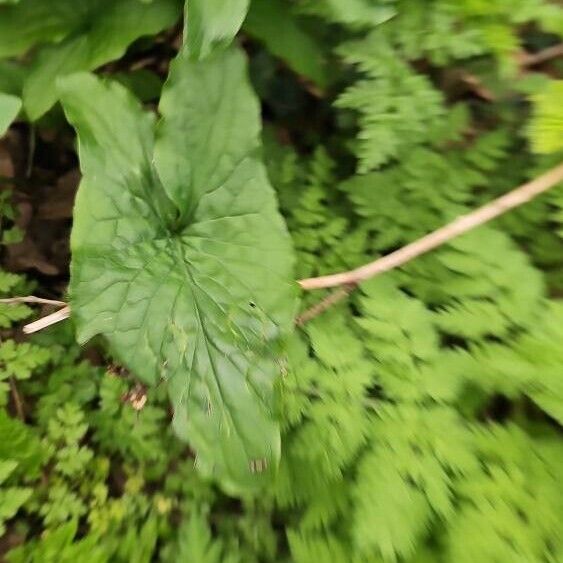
[[528, 80, 563, 154], [172, 511, 224, 563], [337, 34, 444, 172], [0, 411, 43, 477], [353, 277, 463, 403], [449, 301, 563, 423], [0, 270, 33, 328], [0, 459, 31, 535], [400, 227, 545, 341], [352, 404, 476, 561], [297, 0, 395, 30], [6, 519, 109, 563], [93, 376, 171, 464], [447, 425, 563, 563], [287, 529, 365, 563], [340, 131, 511, 251]]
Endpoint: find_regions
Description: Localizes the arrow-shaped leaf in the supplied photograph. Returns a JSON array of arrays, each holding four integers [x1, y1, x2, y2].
[[59, 47, 296, 493]]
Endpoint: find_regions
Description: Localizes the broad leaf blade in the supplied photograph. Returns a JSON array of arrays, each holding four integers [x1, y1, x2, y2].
[[184, 0, 249, 60], [0, 93, 21, 137], [155, 46, 260, 219], [0, 61, 27, 97], [244, 0, 330, 88], [0, 0, 82, 58], [59, 48, 296, 492], [23, 0, 181, 119]]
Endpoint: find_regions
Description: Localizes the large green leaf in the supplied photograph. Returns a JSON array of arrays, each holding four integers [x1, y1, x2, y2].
[[0, 62, 27, 97], [58, 47, 296, 492], [22, 0, 180, 120], [244, 0, 330, 88], [184, 0, 249, 60], [0, 94, 21, 137], [0, 0, 82, 58]]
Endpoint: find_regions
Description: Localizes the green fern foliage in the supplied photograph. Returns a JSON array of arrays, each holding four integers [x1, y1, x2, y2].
[[447, 425, 563, 563], [93, 376, 169, 464], [529, 80, 563, 154], [0, 340, 52, 405], [0, 270, 32, 328], [337, 34, 444, 172], [287, 530, 359, 563], [298, 0, 395, 30], [401, 227, 545, 341], [6, 520, 109, 563], [353, 277, 459, 403], [449, 301, 563, 424], [0, 411, 43, 477], [340, 128, 510, 246], [353, 404, 476, 561], [275, 328, 369, 524], [276, 271, 561, 562], [168, 511, 226, 563], [0, 460, 31, 536]]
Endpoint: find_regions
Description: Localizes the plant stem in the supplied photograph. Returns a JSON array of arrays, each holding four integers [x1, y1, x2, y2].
[[10, 377, 25, 421], [23, 305, 71, 334], [296, 162, 563, 322], [521, 43, 563, 67], [295, 284, 356, 326], [299, 163, 563, 291], [0, 296, 67, 306]]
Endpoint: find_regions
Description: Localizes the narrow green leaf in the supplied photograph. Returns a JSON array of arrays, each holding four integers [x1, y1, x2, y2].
[[0, 0, 84, 58], [58, 47, 296, 492], [0, 93, 21, 137], [184, 0, 249, 60], [0, 61, 27, 97], [155, 47, 260, 217], [244, 0, 330, 88], [23, 0, 181, 120]]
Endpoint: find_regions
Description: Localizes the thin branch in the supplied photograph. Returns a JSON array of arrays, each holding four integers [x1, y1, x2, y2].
[[295, 284, 356, 326], [25, 125, 36, 179], [520, 43, 563, 67], [0, 296, 67, 306], [23, 305, 71, 334], [296, 163, 563, 319]]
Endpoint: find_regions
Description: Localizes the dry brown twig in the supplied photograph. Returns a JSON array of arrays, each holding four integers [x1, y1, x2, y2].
[[460, 42, 563, 102], [22, 305, 71, 334], [8, 163, 563, 333], [520, 43, 563, 68], [295, 284, 356, 326], [0, 296, 67, 306], [297, 162, 563, 322]]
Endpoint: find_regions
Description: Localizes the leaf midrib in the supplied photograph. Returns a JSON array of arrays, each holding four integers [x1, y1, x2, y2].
[[171, 238, 260, 466]]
